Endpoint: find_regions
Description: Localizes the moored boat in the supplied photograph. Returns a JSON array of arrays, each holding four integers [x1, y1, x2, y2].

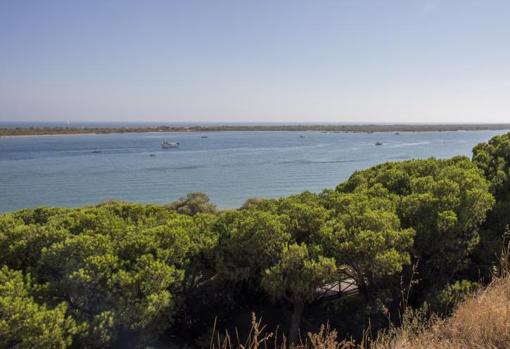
[[161, 141, 179, 149]]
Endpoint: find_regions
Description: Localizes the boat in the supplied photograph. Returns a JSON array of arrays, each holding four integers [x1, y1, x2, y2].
[[161, 141, 179, 149], [299, 135, 305, 138], [201, 135, 208, 138], [375, 142, 383, 146]]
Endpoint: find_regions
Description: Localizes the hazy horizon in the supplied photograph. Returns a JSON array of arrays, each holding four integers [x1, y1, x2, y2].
[[1, 1, 509, 123], [3, 120, 510, 126]]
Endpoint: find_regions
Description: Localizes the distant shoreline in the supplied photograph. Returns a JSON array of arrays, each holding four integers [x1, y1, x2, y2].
[[1, 124, 510, 137]]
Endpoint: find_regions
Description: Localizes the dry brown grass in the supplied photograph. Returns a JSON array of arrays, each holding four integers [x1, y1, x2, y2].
[[371, 276, 510, 349], [209, 313, 356, 349]]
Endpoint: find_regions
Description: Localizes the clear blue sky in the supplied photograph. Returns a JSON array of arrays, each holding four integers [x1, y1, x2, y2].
[[1, 0, 509, 123]]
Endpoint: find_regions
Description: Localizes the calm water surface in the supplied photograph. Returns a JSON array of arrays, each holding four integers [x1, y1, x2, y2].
[[0, 130, 505, 212]]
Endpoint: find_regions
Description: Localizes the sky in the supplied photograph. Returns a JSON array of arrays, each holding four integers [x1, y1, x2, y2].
[[0, 0, 509, 123]]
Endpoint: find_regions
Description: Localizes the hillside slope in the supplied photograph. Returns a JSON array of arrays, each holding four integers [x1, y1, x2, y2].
[[373, 275, 510, 349]]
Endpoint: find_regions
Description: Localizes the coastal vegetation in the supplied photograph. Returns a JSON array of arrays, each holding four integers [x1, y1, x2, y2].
[[1, 123, 510, 137], [211, 270, 510, 349], [1, 132, 510, 348]]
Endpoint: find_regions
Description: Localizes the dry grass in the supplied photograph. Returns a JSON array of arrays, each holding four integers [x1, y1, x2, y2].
[[209, 313, 356, 349], [371, 241, 510, 349], [371, 276, 510, 349]]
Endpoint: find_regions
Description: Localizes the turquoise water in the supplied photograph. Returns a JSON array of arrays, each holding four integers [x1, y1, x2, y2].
[[0, 130, 505, 212]]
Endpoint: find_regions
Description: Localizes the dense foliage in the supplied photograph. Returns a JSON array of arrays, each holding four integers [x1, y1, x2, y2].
[[472, 132, 510, 274], [1, 133, 509, 348]]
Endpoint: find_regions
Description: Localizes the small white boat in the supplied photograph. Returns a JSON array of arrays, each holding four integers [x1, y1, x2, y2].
[[161, 141, 179, 149]]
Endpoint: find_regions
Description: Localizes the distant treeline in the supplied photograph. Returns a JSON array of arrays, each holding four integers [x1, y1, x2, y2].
[[1, 132, 510, 348], [1, 123, 510, 136]]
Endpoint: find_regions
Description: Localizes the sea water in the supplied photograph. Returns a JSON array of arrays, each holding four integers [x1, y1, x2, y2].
[[0, 130, 505, 212]]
